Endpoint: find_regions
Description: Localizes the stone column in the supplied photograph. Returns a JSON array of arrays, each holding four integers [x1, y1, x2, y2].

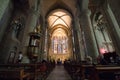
[[79, 9, 98, 62], [104, 4, 120, 53], [73, 20, 82, 61], [21, 0, 40, 55], [77, 29, 86, 61]]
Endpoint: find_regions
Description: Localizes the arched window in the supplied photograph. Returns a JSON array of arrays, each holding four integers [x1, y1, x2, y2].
[[93, 11, 115, 54], [52, 35, 68, 54]]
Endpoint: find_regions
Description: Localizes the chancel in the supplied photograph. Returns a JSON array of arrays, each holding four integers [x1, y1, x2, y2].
[[0, 0, 120, 80]]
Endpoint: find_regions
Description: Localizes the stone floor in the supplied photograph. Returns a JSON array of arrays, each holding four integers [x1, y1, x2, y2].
[[46, 65, 72, 80]]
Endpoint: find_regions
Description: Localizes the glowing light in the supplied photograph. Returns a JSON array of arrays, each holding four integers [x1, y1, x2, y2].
[[100, 48, 107, 54]]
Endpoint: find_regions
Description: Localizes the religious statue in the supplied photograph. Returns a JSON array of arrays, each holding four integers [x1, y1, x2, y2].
[[11, 17, 23, 38]]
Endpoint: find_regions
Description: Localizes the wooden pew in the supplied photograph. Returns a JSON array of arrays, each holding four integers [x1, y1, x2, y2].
[[64, 62, 97, 80], [0, 68, 30, 80], [70, 64, 81, 80], [0, 63, 54, 80], [21, 63, 42, 80], [64, 62, 81, 80], [0, 63, 42, 80], [94, 65, 120, 80], [80, 64, 120, 80], [81, 64, 94, 80]]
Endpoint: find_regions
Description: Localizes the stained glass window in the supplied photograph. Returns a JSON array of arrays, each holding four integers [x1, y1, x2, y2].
[[52, 36, 68, 54]]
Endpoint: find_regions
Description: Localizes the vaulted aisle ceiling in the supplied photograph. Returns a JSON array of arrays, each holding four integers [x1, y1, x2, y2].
[[48, 9, 72, 37]]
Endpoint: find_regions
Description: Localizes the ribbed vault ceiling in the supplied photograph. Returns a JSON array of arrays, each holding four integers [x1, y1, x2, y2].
[[48, 9, 72, 38]]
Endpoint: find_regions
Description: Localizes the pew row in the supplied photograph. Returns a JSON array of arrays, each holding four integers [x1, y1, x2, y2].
[[64, 62, 120, 80], [94, 65, 120, 80], [0, 63, 55, 80], [0, 68, 30, 80], [0, 63, 42, 80], [81, 65, 120, 80]]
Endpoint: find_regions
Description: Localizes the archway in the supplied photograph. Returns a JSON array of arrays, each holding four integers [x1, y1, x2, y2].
[[47, 9, 72, 62], [93, 11, 115, 55]]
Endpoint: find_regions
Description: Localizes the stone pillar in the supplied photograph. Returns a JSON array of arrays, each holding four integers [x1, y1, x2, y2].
[[77, 30, 86, 61], [0, 0, 11, 42], [21, 0, 40, 55], [80, 9, 98, 62], [104, 4, 120, 53], [73, 20, 82, 61]]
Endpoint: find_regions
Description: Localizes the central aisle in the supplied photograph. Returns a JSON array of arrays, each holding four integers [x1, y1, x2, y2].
[[46, 65, 72, 80]]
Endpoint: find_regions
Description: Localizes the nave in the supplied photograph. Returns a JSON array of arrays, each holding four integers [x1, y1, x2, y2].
[[0, 0, 120, 80], [46, 65, 72, 80]]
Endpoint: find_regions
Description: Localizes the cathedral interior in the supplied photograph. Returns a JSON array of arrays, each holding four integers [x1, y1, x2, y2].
[[0, 0, 120, 80]]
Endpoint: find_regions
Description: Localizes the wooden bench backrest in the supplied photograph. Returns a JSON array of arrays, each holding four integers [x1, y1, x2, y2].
[[0, 68, 24, 78]]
